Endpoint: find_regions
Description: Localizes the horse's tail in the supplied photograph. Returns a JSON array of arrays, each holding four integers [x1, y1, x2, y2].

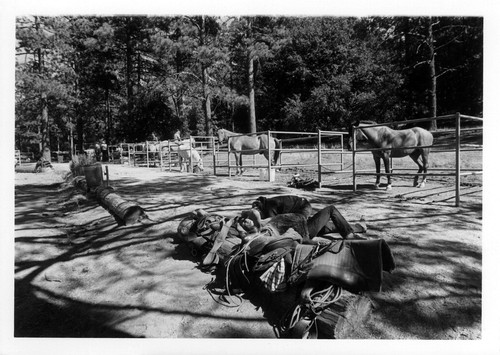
[[273, 138, 282, 165]]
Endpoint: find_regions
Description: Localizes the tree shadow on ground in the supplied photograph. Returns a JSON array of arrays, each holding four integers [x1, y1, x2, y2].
[[14, 280, 138, 338], [14, 168, 481, 339], [15, 179, 273, 338]]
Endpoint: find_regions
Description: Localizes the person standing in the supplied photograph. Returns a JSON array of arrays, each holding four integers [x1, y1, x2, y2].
[[95, 142, 101, 162], [174, 129, 182, 144], [100, 140, 108, 162]]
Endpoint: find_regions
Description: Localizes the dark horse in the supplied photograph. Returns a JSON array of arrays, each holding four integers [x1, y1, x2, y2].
[[216, 129, 281, 175], [350, 121, 433, 190]]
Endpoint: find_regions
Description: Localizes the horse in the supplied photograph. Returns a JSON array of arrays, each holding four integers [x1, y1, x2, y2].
[[169, 137, 195, 151], [216, 129, 281, 176], [160, 137, 201, 172], [145, 141, 159, 161], [178, 148, 204, 173], [350, 120, 433, 190]]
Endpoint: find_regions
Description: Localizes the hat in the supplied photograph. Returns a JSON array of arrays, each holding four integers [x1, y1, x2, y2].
[[240, 209, 262, 231], [251, 196, 265, 210]]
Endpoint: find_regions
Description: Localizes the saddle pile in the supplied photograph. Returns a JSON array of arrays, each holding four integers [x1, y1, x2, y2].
[[177, 210, 395, 338]]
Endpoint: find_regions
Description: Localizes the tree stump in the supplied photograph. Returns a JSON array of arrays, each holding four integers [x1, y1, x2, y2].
[[83, 164, 104, 189]]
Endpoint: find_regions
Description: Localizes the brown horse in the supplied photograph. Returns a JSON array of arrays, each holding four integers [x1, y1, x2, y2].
[[216, 129, 281, 175], [350, 121, 433, 190]]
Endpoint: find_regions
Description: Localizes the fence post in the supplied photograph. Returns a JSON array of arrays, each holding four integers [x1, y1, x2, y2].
[[212, 136, 217, 176], [227, 137, 231, 177], [455, 112, 461, 207], [168, 141, 172, 172], [159, 142, 163, 171], [189, 136, 193, 173], [352, 128, 357, 191], [340, 133, 344, 171], [267, 130, 272, 182], [317, 129, 322, 188]]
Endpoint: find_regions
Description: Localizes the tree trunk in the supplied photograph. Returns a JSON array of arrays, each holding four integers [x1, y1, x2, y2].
[[428, 18, 438, 131], [199, 16, 212, 136], [202, 64, 212, 135], [41, 92, 51, 162], [248, 54, 257, 133], [403, 18, 413, 119], [69, 124, 74, 155], [125, 21, 134, 124], [105, 86, 111, 144], [35, 18, 51, 161], [76, 115, 84, 153]]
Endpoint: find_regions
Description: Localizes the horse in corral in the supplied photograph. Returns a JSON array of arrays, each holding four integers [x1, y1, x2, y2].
[[164, 137, 202, 172], [350, 120, 434, 190], [145, 141, 160, 161], [178, 148, 204, 173], [170, 137, 195, 151], [216, 128, 281, 176]]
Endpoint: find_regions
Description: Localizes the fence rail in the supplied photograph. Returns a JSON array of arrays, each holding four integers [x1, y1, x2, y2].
[[115, 112, 481, 208]]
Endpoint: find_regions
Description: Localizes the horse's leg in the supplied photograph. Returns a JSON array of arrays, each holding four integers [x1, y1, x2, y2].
[[419, 149, 430, 188], [373, 154, 382, 189], [233, 152, 241, 175], [382, 154, 392, 190], [179, 156, 185, 172], [409, 151, 423, 187], [239, 153, 245, 175]]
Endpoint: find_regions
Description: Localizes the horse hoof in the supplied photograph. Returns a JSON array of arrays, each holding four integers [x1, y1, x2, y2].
[[386, 185, 392, 191], [417, 182, 425, 188], [375, 184, 382, 189]]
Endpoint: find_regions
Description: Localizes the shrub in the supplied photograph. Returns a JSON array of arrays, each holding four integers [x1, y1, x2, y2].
[[69, 154, 96, 175]]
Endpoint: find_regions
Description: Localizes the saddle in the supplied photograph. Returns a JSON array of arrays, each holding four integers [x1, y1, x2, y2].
[[291, 239, 395, 293]]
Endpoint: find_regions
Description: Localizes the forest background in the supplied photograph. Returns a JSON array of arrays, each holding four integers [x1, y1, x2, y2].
[[14, 15, 483, 157]]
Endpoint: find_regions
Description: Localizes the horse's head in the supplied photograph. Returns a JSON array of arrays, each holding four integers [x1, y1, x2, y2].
[[348, 120, 368, 150], [216, 129, 226, 144]]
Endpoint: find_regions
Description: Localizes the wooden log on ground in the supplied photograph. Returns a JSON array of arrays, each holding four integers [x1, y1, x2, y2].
[[95, 186, 148, 225]]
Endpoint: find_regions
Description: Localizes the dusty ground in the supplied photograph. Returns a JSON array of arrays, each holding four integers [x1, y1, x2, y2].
[[11, 160, 484, 344]]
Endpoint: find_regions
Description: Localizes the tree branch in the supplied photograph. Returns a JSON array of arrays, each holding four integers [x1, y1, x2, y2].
[[413, 60, 429, 68], [435, 67, 457, 79], [435, 34, 463, 51]]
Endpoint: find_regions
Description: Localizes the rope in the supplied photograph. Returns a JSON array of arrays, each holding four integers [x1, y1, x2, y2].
[[203, 278, 243, 308], [306, 285, 343, 315], [274, 284, 343, 338]]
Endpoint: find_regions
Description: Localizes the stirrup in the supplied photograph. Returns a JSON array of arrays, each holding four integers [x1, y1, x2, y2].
[[289, 318, 318, 339]]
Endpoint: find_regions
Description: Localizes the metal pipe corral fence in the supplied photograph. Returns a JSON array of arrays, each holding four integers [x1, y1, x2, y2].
[[351, 112, 483, 207]]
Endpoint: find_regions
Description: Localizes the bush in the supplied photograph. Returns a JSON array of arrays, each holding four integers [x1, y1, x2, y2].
[[69, 154, 96, 175]]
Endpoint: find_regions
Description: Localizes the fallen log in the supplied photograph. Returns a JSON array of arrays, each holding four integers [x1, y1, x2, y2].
[[95, 186, 148, 225], [70, 164, 148, 225]]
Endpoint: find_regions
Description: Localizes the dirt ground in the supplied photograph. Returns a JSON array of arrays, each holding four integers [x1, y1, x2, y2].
[[9, 160, 486, 350]]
